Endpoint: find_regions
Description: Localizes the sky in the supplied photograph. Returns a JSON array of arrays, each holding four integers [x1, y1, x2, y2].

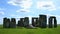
[[0, 0, 60, 24]]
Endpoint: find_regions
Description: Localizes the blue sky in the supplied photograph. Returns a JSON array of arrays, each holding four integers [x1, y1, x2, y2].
[[0, 0, 60, 24]]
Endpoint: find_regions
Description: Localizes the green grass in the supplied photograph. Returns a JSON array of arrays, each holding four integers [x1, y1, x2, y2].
[[0, 25, 60, 34]]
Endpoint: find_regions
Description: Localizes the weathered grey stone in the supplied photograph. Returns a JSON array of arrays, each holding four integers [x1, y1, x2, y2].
[[48, 16, 57, 28], [24, 17, 29, 27], [20, 18, 24, 27], [32, 17, 39, 27], [3, 17, 7, 28], [39, 15, 47, 28], [10, 18, 16, 28], [17, 20, 20, 26], [54, 18, 57, 28], [48, 17, 53, 28], [3, 18, 10, 28], [17, 20, 24, 27]]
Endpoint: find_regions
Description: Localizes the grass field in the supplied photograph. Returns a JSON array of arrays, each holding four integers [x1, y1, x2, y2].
[[0, 25, 60, 34]]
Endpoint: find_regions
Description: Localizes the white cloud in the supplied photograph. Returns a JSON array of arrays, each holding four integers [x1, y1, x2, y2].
[[0, 11, 4, 15], [37, 1, 56, 11], [0, 8, 5, 15], [8, 0, 32, 12], [10, 14, 25, 18], [20, 0, 32, 9], [8, 0, 17, 6], [16, 9, 30, 12]]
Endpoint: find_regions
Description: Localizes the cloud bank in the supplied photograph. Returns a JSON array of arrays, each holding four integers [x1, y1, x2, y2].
[[8, 0, 32, 12], [37, 1, 56, 11]]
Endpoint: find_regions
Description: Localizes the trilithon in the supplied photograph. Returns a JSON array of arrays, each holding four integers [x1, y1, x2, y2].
[[17, 18, 24, 27], [24, 17, 29, 27], [3, 18, 10, 28], [32, 17, 39, 27], [10, 18, 16, 28], [39, 15, 47, 28], [48, 16, 57, 28]]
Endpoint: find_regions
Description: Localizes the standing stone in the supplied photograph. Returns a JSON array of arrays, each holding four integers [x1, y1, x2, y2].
[[17, 18, 24, 27], [17, 20, 20, 26], [24, 17, 29, 27], [48, 17, 53, 28], [48, 16, 57, 28], [3, 17, 7, 28], [39, 15, 47, 28], [7, 19, 10, 28], [20, 18, 24, 27], [32, 17, 39, 27], [10, 18, 16, 28], [54, 17, 57, 28], [3, 18, 10, 28]]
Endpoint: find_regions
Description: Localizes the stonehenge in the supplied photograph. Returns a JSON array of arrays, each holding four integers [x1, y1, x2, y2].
[[3, 14, 57, 28]]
